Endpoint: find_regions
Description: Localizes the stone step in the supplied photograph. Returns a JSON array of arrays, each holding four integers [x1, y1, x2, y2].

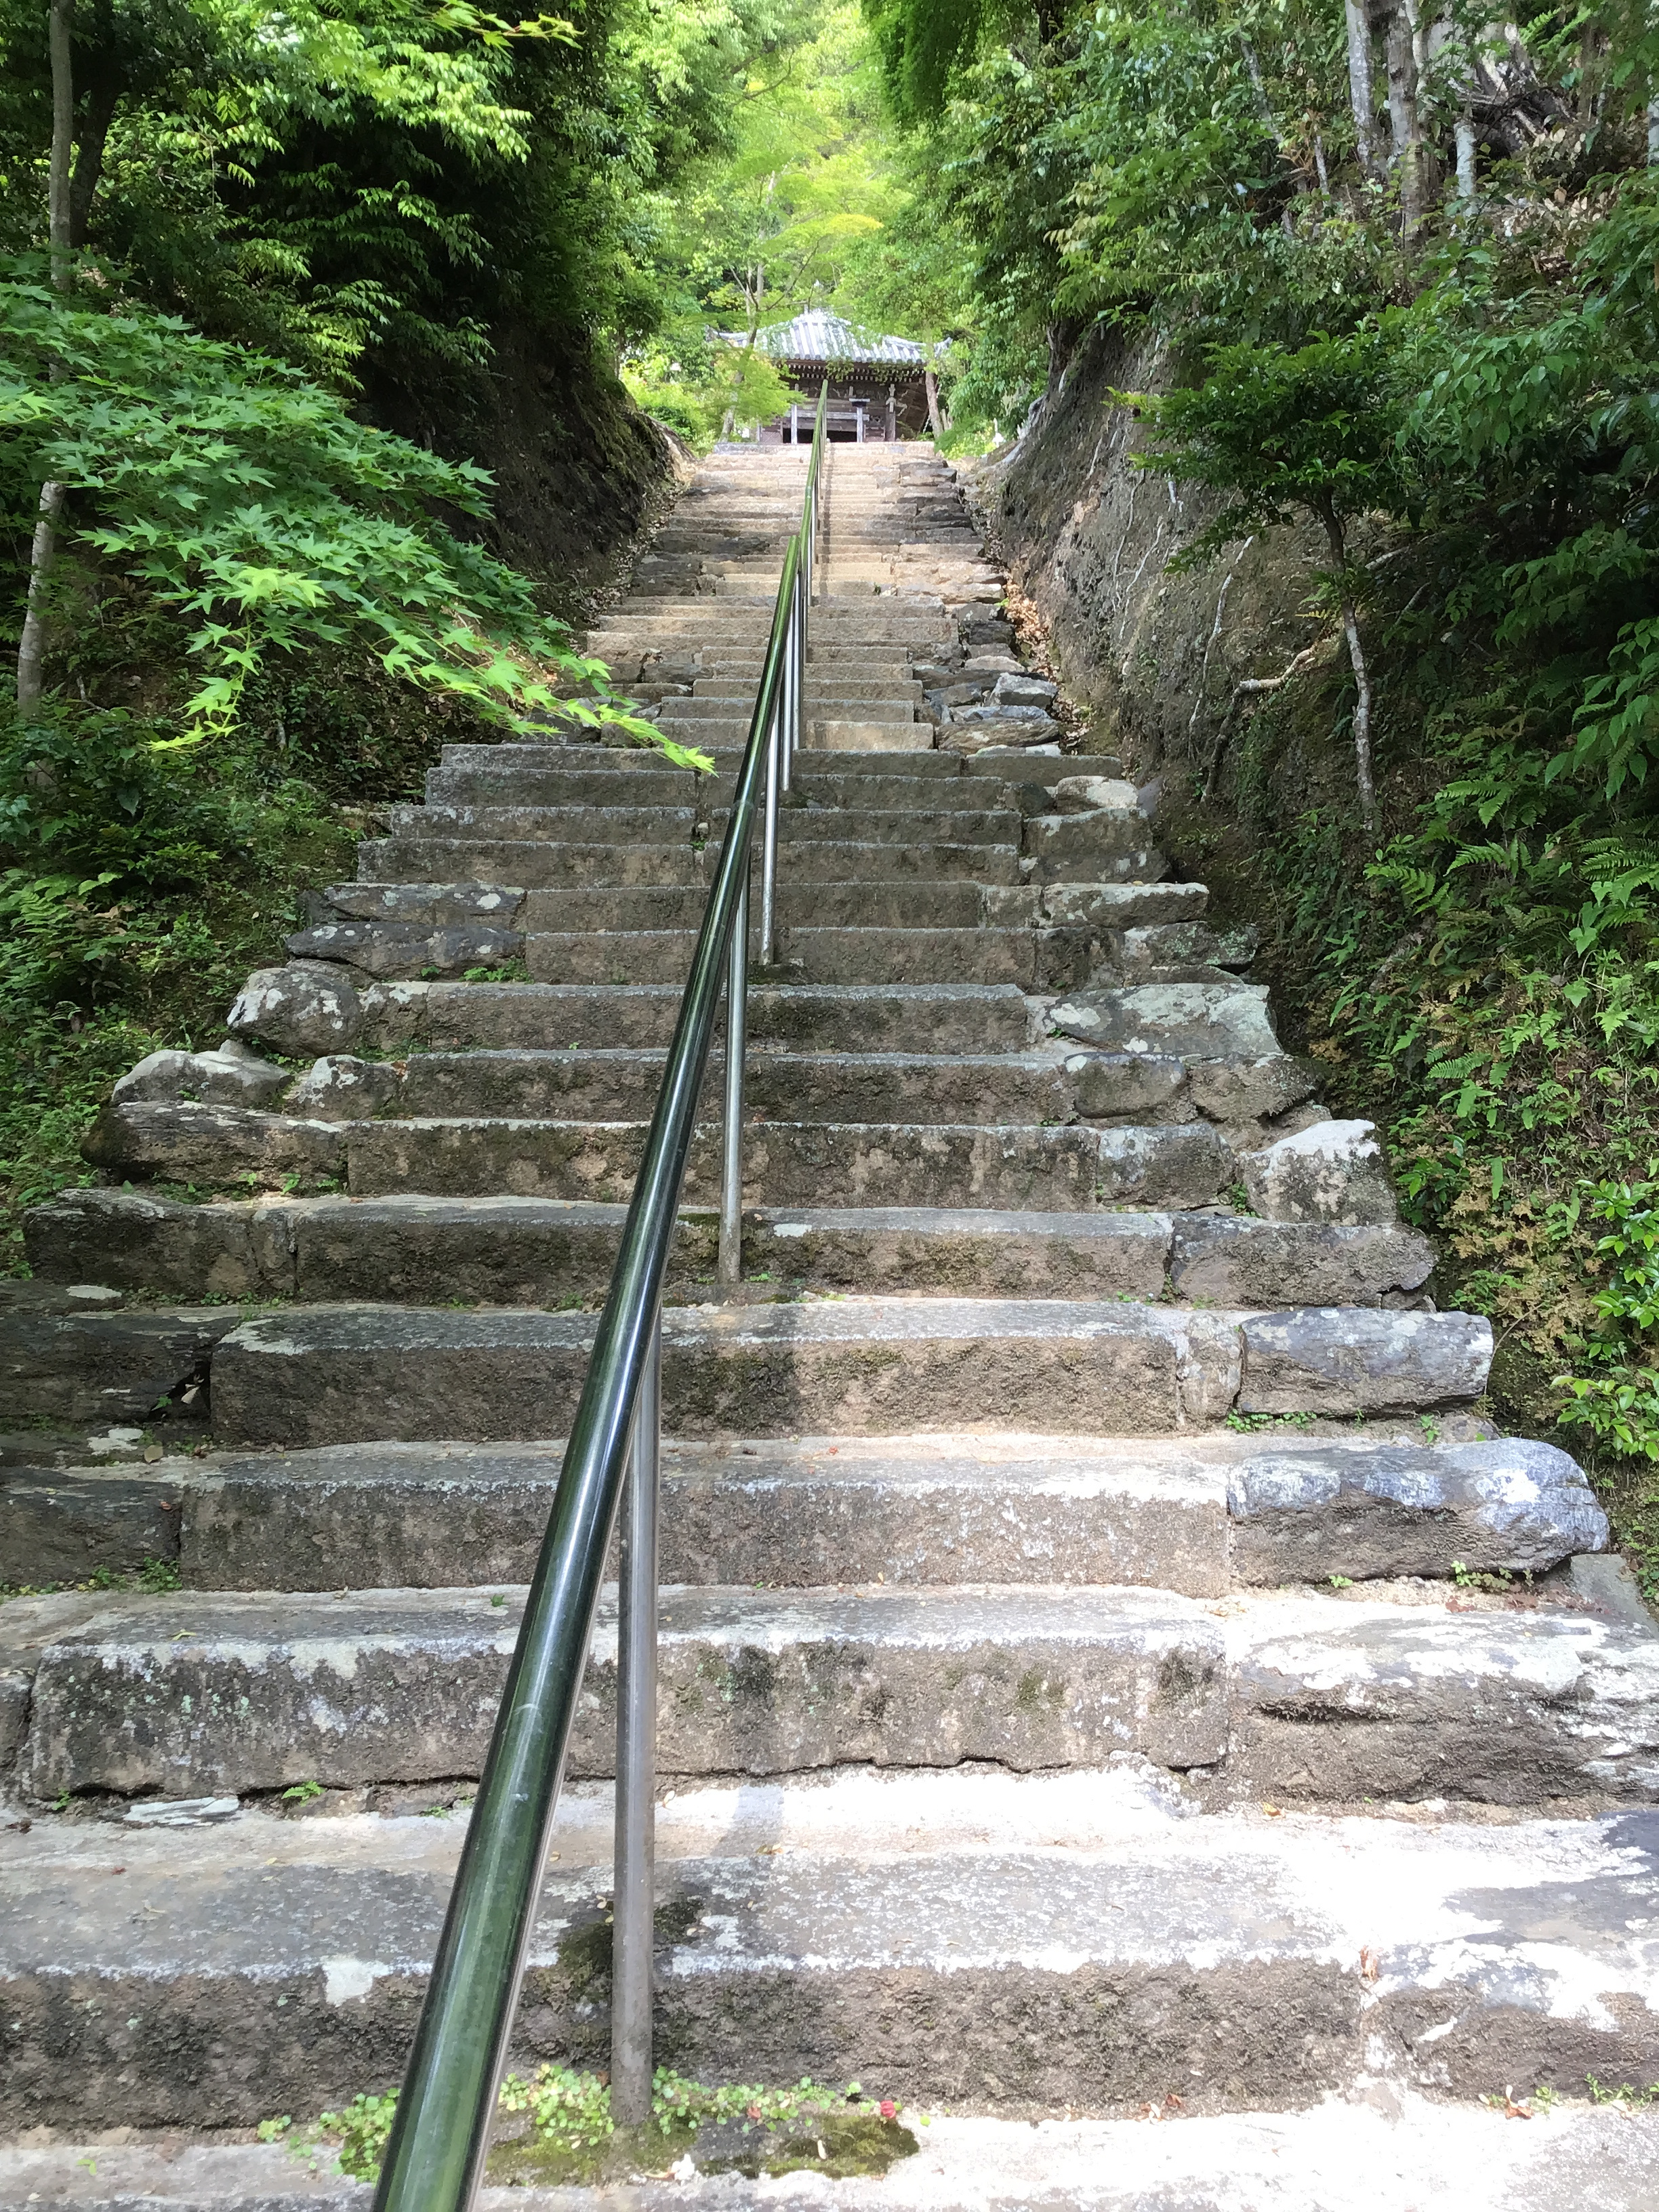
[[671, 694, 919, 722], [360, 979, 1034, 1054], [85, 1107, 1239, 1209], [523, 925, 1043, 987], [373, 1048, 1102, 1126], [329, 1113, 1242, 1210], [359, 835, 1027, 887], [5, 1429, 1602, 1597], [7, 1582, 1235, 1800], [12, 1577, 1647, 1805], [201, 1297, 1492, 1448], [25, 1191, 1435, 1315], [8, 2099, 1659, 2209], [4, 1771, 1655, 2127]]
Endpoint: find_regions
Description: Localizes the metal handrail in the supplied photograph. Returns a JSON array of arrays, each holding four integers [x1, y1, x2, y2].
[[371, 379, 829, 2212]]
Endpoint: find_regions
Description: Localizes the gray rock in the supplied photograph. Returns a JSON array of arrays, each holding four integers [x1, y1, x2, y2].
[[1211, 924, 1260, 968], [1066, 1052, 1189, 1121], [1023, 811, 1162, 881], [1051, 775, 1140, 816], [961, 653, 1021, 675], [79, 1101, 347, 1184], [324, 882, 527, 926], [1170, 1218, 1435, 1308], [1186, 1054, 1319, 1124], [939, 680, 992, 708], [23, 1187, 289, 1300], [1227, 1436, 1606, 1581], [112, 1040, 289, 1111], [226, 962, 363, 1054], [992, 671, 1059, 707], [0, 1307, 234, 1427], [1050, 983, 1279, 1059], [940, 717, 1063, 756], [1225, 1593, 1659, 1804], [1040, 882, 1208, 928], [1097, 1123, 1230, 1206], [285, 1056, 403, 1122], [1238, 1307, 1493, 1414], [1241, 1119, 1397, 1225]]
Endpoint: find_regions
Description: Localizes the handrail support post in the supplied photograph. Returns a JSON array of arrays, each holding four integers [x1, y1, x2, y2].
[[611, 1309, 660, 2122], [718, 868, 748, 1290]]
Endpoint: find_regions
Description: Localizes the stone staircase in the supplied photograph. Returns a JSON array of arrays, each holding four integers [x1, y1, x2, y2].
[[3, 441, 1659, 2197]]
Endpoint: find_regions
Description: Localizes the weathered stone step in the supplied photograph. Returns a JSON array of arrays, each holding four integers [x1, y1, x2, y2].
[[330, 1113, 1239, 1210], [6, 1582, 1233, 1801], [668, 694, 919, 722], [523, 925, 1045, 987], [13, 1577, 1648, 1806], [323, 876, 1204, 937], [5, 1429, 1602, 1598], [5, 1772, 1655, 2127], [359, 834, 1027, 887], [361, 979, 1033, 1054], [25, 1190, 1435, 1315], [203, 1297, 1492, 1448]]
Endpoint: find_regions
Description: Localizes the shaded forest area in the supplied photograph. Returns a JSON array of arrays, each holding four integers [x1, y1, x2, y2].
[[0, 0, 871, 1256]]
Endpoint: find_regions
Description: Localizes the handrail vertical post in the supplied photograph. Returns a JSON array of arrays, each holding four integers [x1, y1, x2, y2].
[[718, 865, 748, 1288], [610, 1307, 659, 2121], [759, 692, 781, 965]]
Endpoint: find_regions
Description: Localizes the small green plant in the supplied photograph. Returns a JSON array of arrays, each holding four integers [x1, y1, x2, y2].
[[275, 2072, 909, 2185], [1328, 1574, 1354, 1589], [1587, 2074, 1659, 2106], [1225, 1409, 1317, 1433], [281, 1779, 325, 1805], [1418, 1415, 1441, 1445]]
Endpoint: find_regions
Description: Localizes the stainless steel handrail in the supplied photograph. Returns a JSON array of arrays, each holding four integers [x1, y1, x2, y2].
[[371, 380, 828, 2212]]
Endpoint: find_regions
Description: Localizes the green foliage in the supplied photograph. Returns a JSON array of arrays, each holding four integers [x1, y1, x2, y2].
[[1130, 323, 1403, 556], [0, 263, 649, 743], [279, 2070, 906, 2184]]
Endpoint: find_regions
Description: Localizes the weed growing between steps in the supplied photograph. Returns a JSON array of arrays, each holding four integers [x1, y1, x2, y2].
[[260, 2072, 918, 2186], [0, 1555, 181, 1603]]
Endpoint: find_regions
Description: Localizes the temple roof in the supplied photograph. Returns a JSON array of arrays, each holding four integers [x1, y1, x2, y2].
[[745, 309, 927, 368]]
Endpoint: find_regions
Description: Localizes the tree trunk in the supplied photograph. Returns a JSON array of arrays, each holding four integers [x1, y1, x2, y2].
[[1321, 507, 1376, 832], [18, 0, 74, 718], [1344, 0, 1382, 176], [68, 62, 121, 245], [1454, 110, 1477, 196], [1385, 0, 1429, 231]]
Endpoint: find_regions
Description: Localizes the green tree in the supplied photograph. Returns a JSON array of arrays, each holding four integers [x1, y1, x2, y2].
[[1132, 323, 1405, 829]]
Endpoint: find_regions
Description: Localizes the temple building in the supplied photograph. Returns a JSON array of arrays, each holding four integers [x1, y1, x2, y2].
[[737, 309, 939, 443]]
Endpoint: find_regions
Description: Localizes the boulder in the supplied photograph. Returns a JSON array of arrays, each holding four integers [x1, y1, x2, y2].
[[1237, 1307, 1493, 1414], [1096, 1122, 1231, 1206], [1051, 775, 1141, 816], [1240, 1119, 1397, 1225], [1040, 882, 1208, 928], [992, 671, 1059, 708], [81, 1101, 347, 1185], [113, 1040, 289, 1111], [227, 962, 363, 1054], [1050, 983, 1279, 1060], [1185, 1054, 1319, 1124], [1067, 1052, 1189, 1121], [286, 1056, 403, 1121], [324, 883, 527, 926], [1227, 1435, 1610, 1582], [939, 718, 1063, 756], [1169, 1218, 1435, 1308], [1022, 812, 1167, 882]]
